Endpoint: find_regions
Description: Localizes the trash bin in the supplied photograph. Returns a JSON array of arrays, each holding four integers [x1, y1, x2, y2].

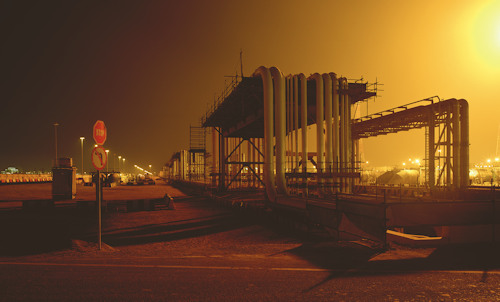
[[52, 157, 76, 200]]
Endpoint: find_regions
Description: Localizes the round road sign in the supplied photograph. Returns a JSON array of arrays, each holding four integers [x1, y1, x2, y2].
[[93, 120, 107, 145], [91, 146, 108, 171]]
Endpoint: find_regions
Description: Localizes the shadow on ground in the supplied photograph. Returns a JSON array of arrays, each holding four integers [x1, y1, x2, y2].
[[100, 213, 252, 247], [0, 207, 96, 256]]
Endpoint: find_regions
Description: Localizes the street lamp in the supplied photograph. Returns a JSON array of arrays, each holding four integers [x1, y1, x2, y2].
[[122, 158, 126, 173], [149, 164, 152, 175], [53, 123, 59, 166], [118, 156, 122, 171], [80, 137, 85, 174], [105, 150, 110, 171]]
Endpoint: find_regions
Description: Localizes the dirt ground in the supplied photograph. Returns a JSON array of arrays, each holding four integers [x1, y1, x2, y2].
[[1, 181, 499, 275], [0, 182, 309, 263]]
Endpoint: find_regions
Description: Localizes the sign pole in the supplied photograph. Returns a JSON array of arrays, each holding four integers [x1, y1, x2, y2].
[[92, 120, 107, 251], [97, 170, 102, 250]]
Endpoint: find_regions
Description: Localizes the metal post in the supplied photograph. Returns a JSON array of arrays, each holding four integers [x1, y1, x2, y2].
[[218, 131, 225, 192], [493, 185, 496, 243], [96, 170, 102, 250]]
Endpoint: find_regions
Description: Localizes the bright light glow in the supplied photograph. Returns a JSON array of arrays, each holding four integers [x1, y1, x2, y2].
[[496, 18, 500, 47], [365, 161, 369, 164], [415, 159, 420, 164], [470, 1, 500, 69], [80, 137, 85, 141], [487, 159, 491, 163], [105, 149, 109, 153], [402, 162, 406, 166], [495, 158, 499, 162]]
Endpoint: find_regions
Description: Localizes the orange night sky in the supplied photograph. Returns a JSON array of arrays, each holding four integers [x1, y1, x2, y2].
[[1, 0, 499, 172]]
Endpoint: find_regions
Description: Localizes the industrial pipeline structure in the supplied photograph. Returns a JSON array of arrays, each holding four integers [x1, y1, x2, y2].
[[164, 66, 499, 245]]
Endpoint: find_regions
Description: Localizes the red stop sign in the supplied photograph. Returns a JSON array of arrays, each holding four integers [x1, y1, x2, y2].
[[93, 120, 107, 145]]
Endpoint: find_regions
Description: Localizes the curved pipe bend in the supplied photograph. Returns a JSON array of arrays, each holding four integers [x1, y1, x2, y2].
[[253, 66, 276, 202], [269, 67, 288, 195]]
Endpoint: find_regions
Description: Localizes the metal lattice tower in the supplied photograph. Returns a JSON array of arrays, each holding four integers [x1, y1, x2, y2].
[[189, 125, 206, 181]]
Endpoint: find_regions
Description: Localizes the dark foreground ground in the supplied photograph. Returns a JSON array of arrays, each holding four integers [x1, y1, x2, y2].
[[0, 183, 499, 301]]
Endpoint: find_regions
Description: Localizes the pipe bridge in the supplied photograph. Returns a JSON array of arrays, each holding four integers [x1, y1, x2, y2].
[[353, 97, 469, 190]]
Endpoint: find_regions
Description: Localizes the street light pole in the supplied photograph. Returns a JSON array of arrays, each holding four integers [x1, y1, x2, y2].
[[53, 123, 59, 166], [105, 150, 109, 172], [118, 156, 122, 171], [80, 137, 85, 174], [122, 158, 126, 173]]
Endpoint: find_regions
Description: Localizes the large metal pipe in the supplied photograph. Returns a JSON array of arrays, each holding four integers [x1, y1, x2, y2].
[[270, 67, 288, 195], [253, 66, 276, 201], [346, 79, 353, 193], [299, 73, 308, 196], [458, 99, 469, 189], [330, 74, 339, 190], [293, 75, 299, 172], [323, 74, 333, 193], [330, 74, 339, 170], [311, 73, 324, 192], [287, 76, 292, 174], [452, 99, 461, 189], [340, 78, 348, 192]]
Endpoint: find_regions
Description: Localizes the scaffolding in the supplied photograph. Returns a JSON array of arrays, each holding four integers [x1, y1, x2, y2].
[[188, 125, 206, 182]]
